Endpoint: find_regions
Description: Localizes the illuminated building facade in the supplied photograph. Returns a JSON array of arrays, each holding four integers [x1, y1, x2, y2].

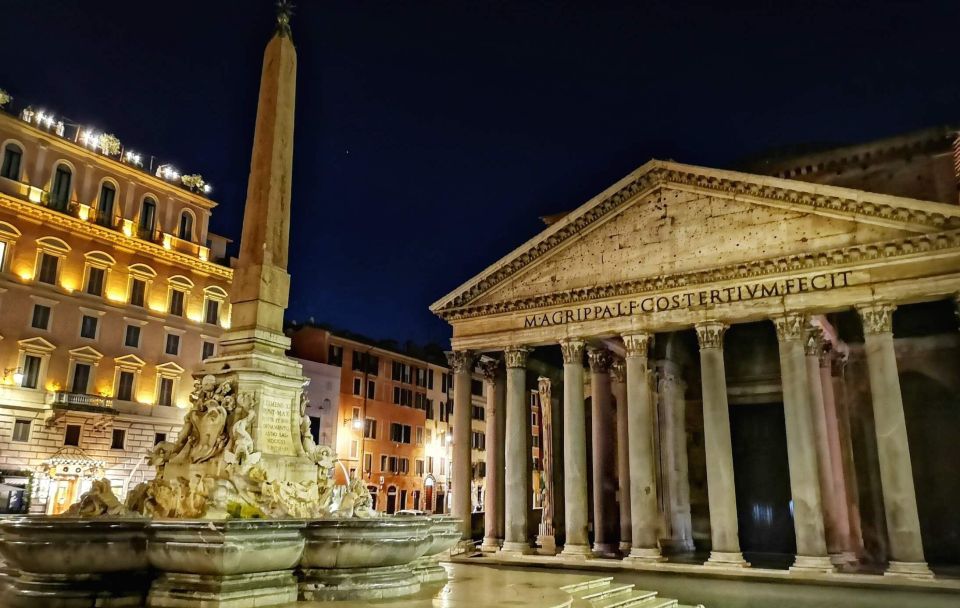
[[0, 100, 232, 514]]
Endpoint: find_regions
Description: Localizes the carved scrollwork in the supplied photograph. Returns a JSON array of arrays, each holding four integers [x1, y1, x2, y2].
[[504, 346, 532, 369], [773, 313, 807, 342], [857, 303, 896, 335], [478, 358, 500, 383], [695, 322, 727, 350], [622, 332, 652, 358], [587, 347, 613, 373], [559, 338, 585, 364], [445, 350, 475, 374]]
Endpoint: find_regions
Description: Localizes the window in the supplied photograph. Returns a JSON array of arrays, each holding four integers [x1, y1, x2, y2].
[[157, 377, 174, 406], [441, 373, 449, 393], [471, 379, 483, 396], [380, 454, 388, 472], [532, 412, 538, 427], [178, 211, 194, 241], [169, 290, 185, 316], [37, 252, 59, 284], [1, 144, 22, 180], [426, 399, 434, 420], [414, 392, 427, 410], [416, 426, 424, 445], [63, 424, 81, 447], [50, 165, 72, 210], [472, 404, 485, 421], [390, 423, 412, 444], [202, 341, 215, 360], [328, 345, 343, 366], [96, 183, 115, 226], [12, 419, 30, 442], [80, 315, 98, 339], [415, 368, 427, 387], [392, 387, 412, 406], [427, 369, 434, 390], [204, 298, 219, 325], [85, 267, 105, 296], [139, 197, 157, 235], [399, 458, 410, 474], [367, 380, 376, 399], [21, 354, 41, 388], [31, 304, 51, 330], [415, 459, 424, 476], [363, 418, 377, 440], [427, 456, 434, 474], [71, 363, 91, 394], [155, 432, 167, 445], [116, 370, 135, 401], [363, 453, 372, 473], [165, 333, 180, 356], [124, 325, 141, 348], [472, 431, 486, 450], [130, 279, 146, 307], [111, 428, 126, 450], [532, 435, 541, 448], [351, 351, 378, 375], [349, 440, 359, 459], [439, 457, 445, 476], [388, 456, 398, 473], [352, 377, 362, 396], [426, 428, 432, 444]]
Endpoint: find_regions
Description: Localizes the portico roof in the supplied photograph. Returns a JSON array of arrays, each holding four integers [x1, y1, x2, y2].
[[431, 159, 960, 321]]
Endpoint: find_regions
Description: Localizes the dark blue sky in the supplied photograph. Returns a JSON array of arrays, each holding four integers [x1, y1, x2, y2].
[[3, 1, 958, 345]]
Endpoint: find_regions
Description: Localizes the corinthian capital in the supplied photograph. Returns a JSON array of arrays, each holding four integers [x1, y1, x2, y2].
[[445, 350, 474, 374], [695, 321, 727, 350], [803, 325, 824, 356], [610, 358, 626, 383], [504, 346, 532, 369], [772, 313, 807, 342], [478, 358, 500, 383], [587, 347, 613, 373], [621, 332, 652, 358], [857, 303, 896, 335], [559, 338, 585, 365]]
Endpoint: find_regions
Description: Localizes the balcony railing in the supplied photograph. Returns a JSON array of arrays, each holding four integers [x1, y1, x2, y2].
[[52, 391, 114, 413]]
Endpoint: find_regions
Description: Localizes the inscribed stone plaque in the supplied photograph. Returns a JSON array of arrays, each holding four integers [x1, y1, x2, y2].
[[258, 395, 296, 456]]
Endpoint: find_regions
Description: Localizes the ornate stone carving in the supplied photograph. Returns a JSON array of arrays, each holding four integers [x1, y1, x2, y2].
[[695, 322, 727, 350], [334, 475, 377, 519], [587, 347, 613, 373], [559, 338, 585, 365], [857, 303, 896, 335], [504, 346, 532, 369], [773, 313, 807, 342], [622, 332, 652, 358], [445, 350, 475, 374], [478, 358, 500, 383], [804, 325, 824, 356], [63, 479, 138, 517], [434, 161, 960, 318], [537, 377, 555, 539], [610, 359, 626, 383]]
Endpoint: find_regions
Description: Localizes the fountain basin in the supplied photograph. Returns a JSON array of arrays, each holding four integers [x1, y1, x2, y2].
[[0, 516, 149, 607], [409, 516, 461, 583], [146, 519, 305, 608], [298, 516, 433, 600]]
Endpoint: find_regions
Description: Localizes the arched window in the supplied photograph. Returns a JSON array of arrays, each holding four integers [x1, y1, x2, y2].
[[50, 164, 72, 211], [1, 143, 22, 180], [139, 197, 157, 237], [96, 182, 116, 227], [178, 210, 194, 241]]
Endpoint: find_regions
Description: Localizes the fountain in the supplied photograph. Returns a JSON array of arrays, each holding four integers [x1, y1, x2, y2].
[[0, 6, 460, 607]]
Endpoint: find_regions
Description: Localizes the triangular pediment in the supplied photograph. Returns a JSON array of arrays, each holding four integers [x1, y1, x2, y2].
[[68, 346, 103, 361], [432, 160, 960, 317]]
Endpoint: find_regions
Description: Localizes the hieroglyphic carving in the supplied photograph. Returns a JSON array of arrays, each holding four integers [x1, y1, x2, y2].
[[857, 303, 896, 335]]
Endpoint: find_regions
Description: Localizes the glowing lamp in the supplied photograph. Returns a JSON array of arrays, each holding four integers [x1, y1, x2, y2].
[[12, 369, 24, 386], [198, 247, 209, 262], [17, 270, 33, 281], [352, 417, 363, 430], [445, 434, 453, 445], [77, 205, 90, 221], [61, 280, 75, 293], [28, 187, 42, 203], [122, 221, 133, 237], [162, 234, 172, 250]]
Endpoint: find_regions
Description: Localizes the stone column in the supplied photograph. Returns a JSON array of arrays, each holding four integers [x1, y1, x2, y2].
[[479, 358, 503, 553], [657, 360, 694, 552], [804, 327, 848, 567], [832, 353, 866, 558], [447, 350, 475, 547], [622, 333, 665, 563], [818, 343, 857, 565], [773, 313, 833, 573], [559, 339, 592, 558], [611, 359, 632, 554], [856, 304, 932, 578], [501, 346, 533, 555], [588, 347, 619, 557], [695, 322, 748, 568]]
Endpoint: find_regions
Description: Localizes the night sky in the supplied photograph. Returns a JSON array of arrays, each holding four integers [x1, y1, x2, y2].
[[3, 1, 959, 346]]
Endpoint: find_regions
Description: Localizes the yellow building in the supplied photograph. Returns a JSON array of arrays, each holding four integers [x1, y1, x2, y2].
[[0, 99, 232, 514]]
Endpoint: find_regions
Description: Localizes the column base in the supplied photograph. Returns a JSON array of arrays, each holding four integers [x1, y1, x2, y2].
[[789, 555, 835, 574], [453, 539, 478, 556], [480, 537, 502, 553], [558, 544, 594, 560], [591, 542, 620, 559], [536, 535, 557, 555], [704, 551, 750, 568], [829, 552, 858, 567], [499, 541, 533, 557], [624, 547, 666, 564], [885, 561, 934, 579], [618, 541, 632, 554]]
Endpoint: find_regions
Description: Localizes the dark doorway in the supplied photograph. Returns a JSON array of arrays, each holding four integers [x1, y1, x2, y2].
[[730, 402, 796, 556], [386, 488, 397, 514], [435, 492, 445, 514]]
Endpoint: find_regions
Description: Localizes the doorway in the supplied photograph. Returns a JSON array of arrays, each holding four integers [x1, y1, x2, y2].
[[730, 402, 796, 557], [47, 478, 80, 515], [386, 486, 397, 514], [435, 492, 445, 514]]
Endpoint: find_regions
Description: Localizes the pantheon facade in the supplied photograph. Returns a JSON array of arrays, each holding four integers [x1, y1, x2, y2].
[[432, 133, 960, 579]]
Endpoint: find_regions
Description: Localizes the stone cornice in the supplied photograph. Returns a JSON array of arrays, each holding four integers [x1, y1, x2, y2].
[[431, 160, 960, 318], [0, 192, 233, 280], [437, 227, 960, 321]]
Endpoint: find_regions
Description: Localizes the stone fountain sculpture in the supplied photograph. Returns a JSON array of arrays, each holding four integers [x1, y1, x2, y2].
[[0, 7, 460, 608]]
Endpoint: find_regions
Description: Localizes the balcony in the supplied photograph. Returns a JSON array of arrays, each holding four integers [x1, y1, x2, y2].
[[51, 391, 115, 415]]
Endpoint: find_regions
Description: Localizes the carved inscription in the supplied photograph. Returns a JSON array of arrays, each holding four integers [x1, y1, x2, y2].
[[258, 396, 296, 456]]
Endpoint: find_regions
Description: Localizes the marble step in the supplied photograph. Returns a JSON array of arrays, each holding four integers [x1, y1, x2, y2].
[[577, 583, 641, 601], [560, 577, 616, 594], [594, 595, 678, 608]]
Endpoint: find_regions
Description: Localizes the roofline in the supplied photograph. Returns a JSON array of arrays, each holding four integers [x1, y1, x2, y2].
[[430, 158, 960, 314]]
